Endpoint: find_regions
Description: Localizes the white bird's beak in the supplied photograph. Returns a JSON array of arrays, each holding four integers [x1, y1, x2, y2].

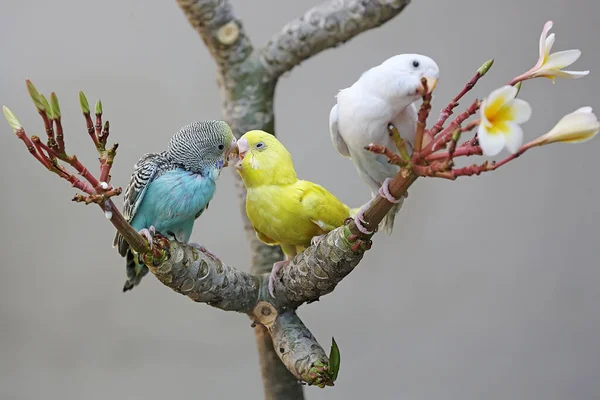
[[416, 76, 438, 95]]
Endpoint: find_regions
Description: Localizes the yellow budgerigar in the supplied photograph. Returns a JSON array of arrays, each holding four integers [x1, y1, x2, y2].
[[235, 130, 352, 297]]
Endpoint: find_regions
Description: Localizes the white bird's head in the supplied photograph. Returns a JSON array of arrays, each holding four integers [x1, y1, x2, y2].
[[359, 53, 440, 110]]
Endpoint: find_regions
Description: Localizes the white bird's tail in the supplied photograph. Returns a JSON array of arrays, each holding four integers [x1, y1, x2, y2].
[[380, 199, 404, 235]]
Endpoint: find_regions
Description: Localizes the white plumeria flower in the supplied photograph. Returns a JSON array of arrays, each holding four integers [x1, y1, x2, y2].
[[533, 107, 600, 145], [477, 85, 532, 156], [518, 21, 589, 82]]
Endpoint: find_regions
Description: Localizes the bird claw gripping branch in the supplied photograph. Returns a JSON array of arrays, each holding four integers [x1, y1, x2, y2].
[[343, 218, 372, 253], [139, 234, 170, 267]]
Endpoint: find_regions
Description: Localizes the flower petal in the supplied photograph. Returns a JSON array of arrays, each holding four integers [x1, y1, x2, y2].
[[552, 69, 590, 79], [538, 21, 554, 61], [543, 49, 581, 70], [541, 107, 600, 144], [483, 85, 518, 120], [543, 33, 556, 59], [574, 106, 593, 114], [557, 128, 599, 143], [504, 122, 524, 153], [509, 98, 533, 124], [478, 123, 506, 156]]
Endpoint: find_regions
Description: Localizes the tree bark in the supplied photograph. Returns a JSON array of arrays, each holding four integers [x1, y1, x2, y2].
[[174, 1, 411, 398]]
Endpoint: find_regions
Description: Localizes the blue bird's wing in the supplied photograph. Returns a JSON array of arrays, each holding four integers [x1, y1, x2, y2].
[[113, 152, 170, 256]]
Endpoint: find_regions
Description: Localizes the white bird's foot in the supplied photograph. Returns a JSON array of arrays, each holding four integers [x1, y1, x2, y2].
[[378, 178, 402, 203], [138, 226, 155, 250], [268, 260, 290, 298], [354, 205, 374, 235], [311, 234, 326, 247], [189, 242, 219, 260]]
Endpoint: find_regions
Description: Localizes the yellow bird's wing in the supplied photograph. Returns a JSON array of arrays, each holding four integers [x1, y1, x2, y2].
[[297, 180, 351, 234], [255, 228, 279, 245]]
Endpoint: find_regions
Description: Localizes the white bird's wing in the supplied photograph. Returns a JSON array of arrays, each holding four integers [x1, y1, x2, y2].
[[328, 104, 351, 158], [390, 103, 419, 148]]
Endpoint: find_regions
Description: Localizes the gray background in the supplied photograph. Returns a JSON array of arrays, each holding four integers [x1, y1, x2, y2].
[[1, 0, 599, 399]]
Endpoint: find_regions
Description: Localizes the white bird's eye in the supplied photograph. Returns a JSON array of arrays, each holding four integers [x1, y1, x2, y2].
[[256, 142, 265, 149], [412, 60, 420, 68], [218, 144, 225, 150]]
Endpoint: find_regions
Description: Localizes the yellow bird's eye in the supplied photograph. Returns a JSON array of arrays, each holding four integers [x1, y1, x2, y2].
[[255, 142, 265, 149]]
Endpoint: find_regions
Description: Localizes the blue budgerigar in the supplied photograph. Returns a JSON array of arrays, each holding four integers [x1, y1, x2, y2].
[[113, 120, 237, 292]]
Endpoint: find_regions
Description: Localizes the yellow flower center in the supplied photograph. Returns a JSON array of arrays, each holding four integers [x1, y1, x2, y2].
[[484, 97, 515, 136]]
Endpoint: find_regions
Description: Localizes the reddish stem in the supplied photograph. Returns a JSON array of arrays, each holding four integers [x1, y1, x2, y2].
[[461, 120, 480, 133], [72, 187, 122, 204], [425, 145, 482, 162], [69, 155, 101, 188], [65, 174, 96, 194], [33, 136, 58, 158], [412, 79, 433, 155], [447, 130, 461, 160], [99, 164, 111, 185], [442, 142, 535, 179], [55, 117, 65, 154], [480, 143, 531, 171], [16, 130, 51, 169], [429, 70, 484, 137], [95, 113, 103, 148], [364, 143, 407, 166], [98, 143, 118, 185], [420, 99, 480, 158], [34, 131, 101, 190], [30, 135, 96, 193], [451, 161, 492, 177], [84, 112, 99, 148], [99, 120, 110, 146], [413, 161, 451, 176], [37, 110, 60, 155]]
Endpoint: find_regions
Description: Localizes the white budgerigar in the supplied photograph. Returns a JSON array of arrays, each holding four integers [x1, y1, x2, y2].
[[329, 54, 440, 235]]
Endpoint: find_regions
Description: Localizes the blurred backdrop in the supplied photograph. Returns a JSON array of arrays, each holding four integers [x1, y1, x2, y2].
[[1, 0, 599, 399]]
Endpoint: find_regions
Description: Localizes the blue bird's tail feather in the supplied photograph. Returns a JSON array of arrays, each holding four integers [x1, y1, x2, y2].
[[123, 249, 149, 292]]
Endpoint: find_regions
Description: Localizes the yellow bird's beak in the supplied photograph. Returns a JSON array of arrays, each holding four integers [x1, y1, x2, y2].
[[234, 137, 249, 170], [237, 137, 248, 160], [416, 76, 438, 96]]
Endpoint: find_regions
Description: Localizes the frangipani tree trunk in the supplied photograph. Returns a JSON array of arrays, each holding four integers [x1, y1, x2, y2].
[[174, 1, 411, 398], [4, 2, 596, 399]]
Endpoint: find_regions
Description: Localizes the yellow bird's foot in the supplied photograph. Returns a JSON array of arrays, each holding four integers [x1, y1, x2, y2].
[[138, 226, 156, 250], [189, 242, 219, 260], [268, 259, 290, 298], [378, 178, 404, 203], [310, 234, 326, 247]]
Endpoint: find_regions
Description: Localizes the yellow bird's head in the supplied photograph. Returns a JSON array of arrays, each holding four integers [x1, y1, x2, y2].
[[235, 130, 298, 188]]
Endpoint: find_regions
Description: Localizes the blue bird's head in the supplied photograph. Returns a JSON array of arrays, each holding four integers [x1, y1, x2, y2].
[[167, 120, 237, 175]]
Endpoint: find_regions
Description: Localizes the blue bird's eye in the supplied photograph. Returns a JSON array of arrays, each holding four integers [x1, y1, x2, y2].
[[218, 144, 224, 150]]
